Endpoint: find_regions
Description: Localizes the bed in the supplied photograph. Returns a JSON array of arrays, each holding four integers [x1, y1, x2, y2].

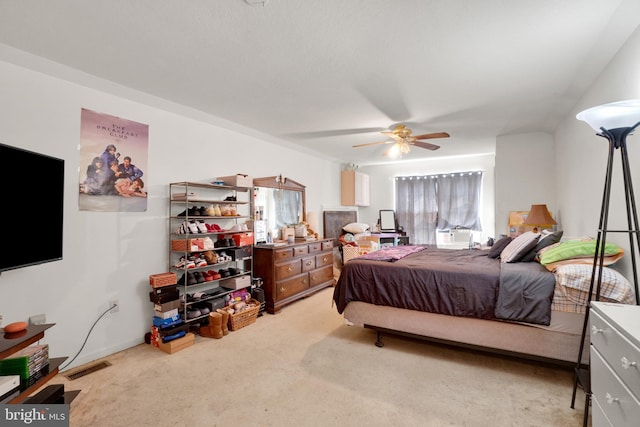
[[331, 232, 635, 367]]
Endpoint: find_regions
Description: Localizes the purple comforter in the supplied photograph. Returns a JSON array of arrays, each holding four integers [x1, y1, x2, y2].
[[333, 246, 501, 319]]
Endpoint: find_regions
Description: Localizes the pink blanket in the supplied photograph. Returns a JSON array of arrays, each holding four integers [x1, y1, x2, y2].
[[355, 245, 427, 262]]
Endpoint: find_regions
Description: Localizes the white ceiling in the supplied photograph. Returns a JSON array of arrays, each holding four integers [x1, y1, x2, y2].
[[1, 0, 638, 165]]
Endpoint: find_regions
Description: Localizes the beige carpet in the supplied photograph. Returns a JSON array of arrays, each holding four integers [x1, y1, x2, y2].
[[49, 287, 589, 426]]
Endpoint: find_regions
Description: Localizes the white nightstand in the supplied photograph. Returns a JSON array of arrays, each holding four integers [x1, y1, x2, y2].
[[590, 302, 640, 426]]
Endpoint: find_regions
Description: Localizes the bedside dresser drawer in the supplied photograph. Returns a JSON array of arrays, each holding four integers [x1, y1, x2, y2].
[[591, 348, 640, 426], [591, 309, 640, 394]]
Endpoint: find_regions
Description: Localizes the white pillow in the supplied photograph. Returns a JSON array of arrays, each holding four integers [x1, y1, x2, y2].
[[500, 231, 540, 263], [343, 222, 370, 234]]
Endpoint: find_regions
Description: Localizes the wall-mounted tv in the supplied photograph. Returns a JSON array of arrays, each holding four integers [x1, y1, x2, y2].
[[0, 143, 64, 272]]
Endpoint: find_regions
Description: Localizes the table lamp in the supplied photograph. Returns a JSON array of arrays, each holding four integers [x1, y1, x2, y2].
[[522, 204, 556, 233]]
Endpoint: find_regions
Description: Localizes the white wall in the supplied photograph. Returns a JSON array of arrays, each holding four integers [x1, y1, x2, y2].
[[495, 132, 556, 237], [555, 25, 640, 282], [358, 153, 496, 244], [0, 55, 342, 369]]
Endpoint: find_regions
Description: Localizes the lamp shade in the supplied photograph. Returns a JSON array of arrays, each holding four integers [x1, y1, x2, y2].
[[576, 99, 640, 131], [523, 204, 557, 227]]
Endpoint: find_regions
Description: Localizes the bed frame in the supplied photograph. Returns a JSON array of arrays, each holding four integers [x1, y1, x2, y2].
[[326, 210, 588, 367], [343, 301, 588, 366]]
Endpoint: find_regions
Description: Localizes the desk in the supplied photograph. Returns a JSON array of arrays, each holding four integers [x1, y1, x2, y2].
[[362, 233, 409, 246]]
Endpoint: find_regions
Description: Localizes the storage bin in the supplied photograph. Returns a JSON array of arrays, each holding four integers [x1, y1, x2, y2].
[[216, 174, 253, 188], [227, 299, 260, 331], [171, 238, 204, 251], [149, 272, 177, 288], [220, 275, 251, 290], [232, 232, 253, 247]]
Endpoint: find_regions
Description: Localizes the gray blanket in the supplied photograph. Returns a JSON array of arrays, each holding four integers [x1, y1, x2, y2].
[[333, 247, 556, 326], [495, 261, 556, 325]]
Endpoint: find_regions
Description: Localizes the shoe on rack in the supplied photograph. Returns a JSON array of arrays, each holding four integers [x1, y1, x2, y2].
[[219, 268, 231, 278], [186, 272, 197, 286], [177, 209, 187, 217], [175, 256, 196, 269], [202, 250, 217, 265], [202, 271, 213, 282], [208, 270, 221, 280], [196, 220, 208, 233], [193, 271, 205, 283], [224, 196, 236, 201], [187, 206, 200, 216], [176, 221, 189, 234], [187, 308, 202, 319], [188, 221, 200, 234], [198, 206, 208, 216], [189, 254, 208, 268]]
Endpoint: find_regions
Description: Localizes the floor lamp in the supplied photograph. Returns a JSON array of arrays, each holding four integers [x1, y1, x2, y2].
[[570, 99, 640, 427]]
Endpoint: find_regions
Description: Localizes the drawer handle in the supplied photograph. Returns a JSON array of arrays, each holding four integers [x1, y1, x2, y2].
[[287, 266, 293, 272], [280, 286, 286, 293], [591, 325, 604, 335], [306, 261, 312, 266], [605, 393, 620, 405], [322, 256, 328, 262], [621, 356, 637, 370]]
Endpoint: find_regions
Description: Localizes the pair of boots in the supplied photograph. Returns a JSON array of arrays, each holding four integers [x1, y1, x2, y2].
[[199, 309, 229, 338]]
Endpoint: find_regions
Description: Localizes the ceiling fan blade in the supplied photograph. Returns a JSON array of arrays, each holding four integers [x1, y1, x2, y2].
[[412, 132, 450, 140], [410, 140, 441, 151], [352, 140, 394, 148], [381, 131, 403, 141]]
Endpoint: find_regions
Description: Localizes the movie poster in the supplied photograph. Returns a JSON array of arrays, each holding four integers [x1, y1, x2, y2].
[[78, 108, 149, 212]]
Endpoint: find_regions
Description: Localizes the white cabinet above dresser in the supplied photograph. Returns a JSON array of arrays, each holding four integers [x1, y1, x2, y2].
[[590, 302, 640, 427]]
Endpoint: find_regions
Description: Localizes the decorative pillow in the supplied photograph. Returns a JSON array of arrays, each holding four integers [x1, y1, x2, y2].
[[519, 230, 564, 262], [500, 231, 540, 263], [552, 264, 636, 313], [342, 222, 370, 234], [488, 236, 512, 259], [539, 239, 622, 266]]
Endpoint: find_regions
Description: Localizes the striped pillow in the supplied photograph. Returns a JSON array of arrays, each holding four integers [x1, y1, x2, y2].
[[500, 231, 540, 263]]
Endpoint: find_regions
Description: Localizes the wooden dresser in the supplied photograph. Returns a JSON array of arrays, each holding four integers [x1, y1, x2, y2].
[[253, 239, 335, 314], [590, 302, 640, 426]]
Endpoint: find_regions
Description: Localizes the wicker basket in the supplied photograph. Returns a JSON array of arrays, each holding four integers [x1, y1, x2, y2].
[[227, 299, 260, 331]]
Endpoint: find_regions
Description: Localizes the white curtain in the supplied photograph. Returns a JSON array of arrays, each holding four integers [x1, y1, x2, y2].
[[395, 171, 483, 245], [396, 176, 439, 245]]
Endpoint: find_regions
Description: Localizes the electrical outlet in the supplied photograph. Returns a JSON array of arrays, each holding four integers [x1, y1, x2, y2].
[[109, 299, 119, 313], [29, 313, 46, 325]]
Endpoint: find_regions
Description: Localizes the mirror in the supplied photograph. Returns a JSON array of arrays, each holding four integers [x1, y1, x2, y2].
[[253, 176, 306, 239], [379, 210, 397, 232]]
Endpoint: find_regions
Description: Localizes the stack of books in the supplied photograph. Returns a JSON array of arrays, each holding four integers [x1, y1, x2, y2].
[[0, 344, 49, 381]]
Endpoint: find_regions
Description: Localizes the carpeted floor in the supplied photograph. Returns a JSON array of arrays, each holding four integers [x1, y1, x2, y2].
[[50, 287, 589, 426]]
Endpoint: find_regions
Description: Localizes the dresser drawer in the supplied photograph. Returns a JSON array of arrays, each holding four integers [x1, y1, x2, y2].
[[275, 259, 302, 280], [322, 240, 334, 251], [308, 242, 322, 253], [276, 273, 309, 300], [301, 255, 315, 272], [309, 264, 333, 286], [293, 245, 309, 257], [592, 394, 614, 427], [315, 252, 333, 268], [274, 248, 293, 260], [591, 310, 640, 396], [591, 347, 640, 426]]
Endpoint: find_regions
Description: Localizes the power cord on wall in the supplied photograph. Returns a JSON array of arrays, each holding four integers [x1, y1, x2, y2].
[[59, 302, 117, 371]]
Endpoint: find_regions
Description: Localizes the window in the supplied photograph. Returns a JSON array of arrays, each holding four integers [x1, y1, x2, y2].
[[395, 171, 483, 245]]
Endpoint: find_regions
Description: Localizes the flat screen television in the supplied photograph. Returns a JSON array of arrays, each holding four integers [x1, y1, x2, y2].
[[0, 143, 64, 272]]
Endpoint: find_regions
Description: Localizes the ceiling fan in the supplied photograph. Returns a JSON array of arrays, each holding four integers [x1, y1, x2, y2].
[[352, 124, 450, 156]]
